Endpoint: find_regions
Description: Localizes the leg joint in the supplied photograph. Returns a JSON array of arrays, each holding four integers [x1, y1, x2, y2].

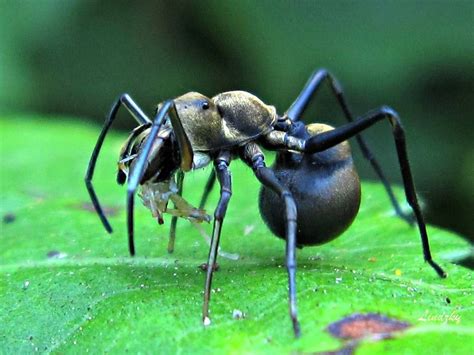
[[380, 105, 399, 119], [214, 190, 232, 220], [380, 105, 402, 125], [219, 188, 232, 198], [314, 68, 329, 77], [313, 68, 344, 94], [215, 160, 230, 171], [119, 93, 131, 103]]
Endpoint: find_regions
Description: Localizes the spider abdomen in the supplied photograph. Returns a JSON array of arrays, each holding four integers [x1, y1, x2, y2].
[[259, 123, 361, 246]]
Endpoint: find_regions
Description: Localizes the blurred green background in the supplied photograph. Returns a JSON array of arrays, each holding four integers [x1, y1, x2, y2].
[[1, 0, 473, 239]]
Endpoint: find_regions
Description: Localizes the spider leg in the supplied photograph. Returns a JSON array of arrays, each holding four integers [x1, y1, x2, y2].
[[202, 151, 232, 326], [126, 100, 174, 256], [199, 169, 217, 209], [85, 94, 152, 233], [286, 69, 414, 224], [302, 106, 446, 278], [242, 142, 301, 338], [168, 170, 184, 253]]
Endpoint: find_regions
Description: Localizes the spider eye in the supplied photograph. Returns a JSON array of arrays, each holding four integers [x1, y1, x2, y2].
[[201, 101, 210, 110]]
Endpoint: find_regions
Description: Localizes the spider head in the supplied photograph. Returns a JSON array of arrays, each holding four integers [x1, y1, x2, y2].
[[172, 92, 223, 166], [116, 93, 217, 186], [174, 92, 221, 121]]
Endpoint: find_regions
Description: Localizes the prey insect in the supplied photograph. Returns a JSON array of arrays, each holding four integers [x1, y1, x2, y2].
[[85, 69, 446, 338]]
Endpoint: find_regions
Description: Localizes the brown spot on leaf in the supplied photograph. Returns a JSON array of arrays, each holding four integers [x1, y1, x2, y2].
[[327, 313, 410, 340], [75, 202, 120, 216], [47, 250, 67, 259]]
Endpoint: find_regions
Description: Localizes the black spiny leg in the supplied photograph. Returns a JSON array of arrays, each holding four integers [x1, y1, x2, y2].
[[243, 143, 301, 337], [202, 151, 232, 326], [199, 169, 217, 209], [168, 170, 184, 253], [304, 106, 446, 278], [126, 100, 174, 256], [85, 94, 152, 233], [286, 69, 413, 224]]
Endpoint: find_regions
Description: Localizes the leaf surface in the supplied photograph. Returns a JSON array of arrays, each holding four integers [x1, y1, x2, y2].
[[0, 117, 472, 354]]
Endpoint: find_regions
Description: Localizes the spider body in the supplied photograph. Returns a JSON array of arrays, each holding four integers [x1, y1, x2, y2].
[[117, 91, 278, 183], [85, 69, 446, 338], [259, 122, 361, 246]]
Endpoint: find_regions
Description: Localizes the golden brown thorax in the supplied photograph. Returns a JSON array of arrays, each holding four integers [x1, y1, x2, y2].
[[173, 91, 277, 152]]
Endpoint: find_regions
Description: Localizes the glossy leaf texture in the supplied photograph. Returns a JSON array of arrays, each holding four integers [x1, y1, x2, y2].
[[0, 116, 472, 354]]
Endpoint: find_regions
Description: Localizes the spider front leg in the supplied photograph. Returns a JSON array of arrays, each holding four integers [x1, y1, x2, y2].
[[85, 94, 152, 233], [125, 100, 174, 255], [202, 151, 232, 325], [286, 69, 414, 224], [298, 106, 445, 277], [168, 170, 184, 253], [242, 143, 301, 338]]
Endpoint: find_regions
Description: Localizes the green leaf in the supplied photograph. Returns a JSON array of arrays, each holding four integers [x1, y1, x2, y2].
[[1, 116, 472, 354]]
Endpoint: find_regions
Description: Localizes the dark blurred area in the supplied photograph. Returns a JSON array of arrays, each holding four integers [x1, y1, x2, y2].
[[1, 0, 473, 240]]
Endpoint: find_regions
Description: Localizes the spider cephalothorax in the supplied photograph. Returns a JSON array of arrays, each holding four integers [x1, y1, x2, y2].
[[174, 91, 277, 154], [86, 69, 446, 338]]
